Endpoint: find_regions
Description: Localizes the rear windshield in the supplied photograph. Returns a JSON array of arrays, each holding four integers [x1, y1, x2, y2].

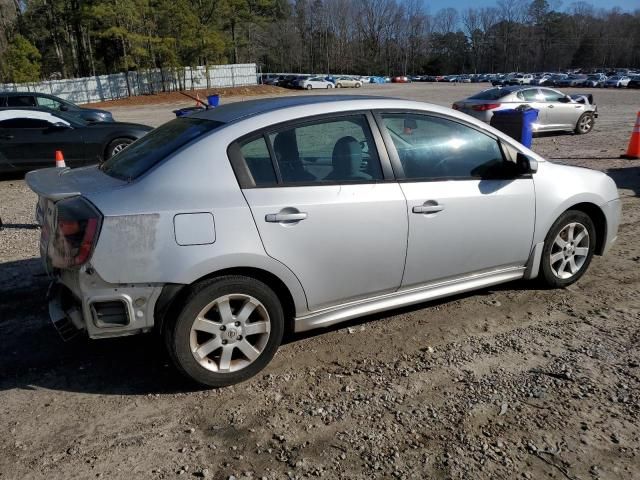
[[469, 88, 510, 100], [101, 117, 223, 181]]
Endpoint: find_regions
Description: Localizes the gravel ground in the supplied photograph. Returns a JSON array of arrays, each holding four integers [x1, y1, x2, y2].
[[0, 84, 639, 480]]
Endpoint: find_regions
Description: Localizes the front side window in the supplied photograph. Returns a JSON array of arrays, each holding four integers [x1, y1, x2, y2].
[[268, 116, 383, 184], [540, 89, 565, 102], [37, 96, 63, 110], [380, 113, 507, 180]]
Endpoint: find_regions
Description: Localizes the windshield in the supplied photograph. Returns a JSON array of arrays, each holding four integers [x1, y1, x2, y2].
[[100, 117, 224, 181], [469, 88, 511, 100]]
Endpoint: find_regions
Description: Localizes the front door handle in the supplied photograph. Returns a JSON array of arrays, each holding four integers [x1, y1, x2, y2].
[[548, 105, 554, 108], [0, 134, 14, 140], [412, 202, 444, 214], [265, 212, 307, 223]]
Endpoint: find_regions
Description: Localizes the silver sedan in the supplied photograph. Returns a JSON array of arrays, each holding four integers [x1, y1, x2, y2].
[[453, 86, 598, 134], [27, 95, 620, 387]]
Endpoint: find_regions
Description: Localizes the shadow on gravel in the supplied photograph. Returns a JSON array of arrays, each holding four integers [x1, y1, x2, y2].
[[0, 256, 536, 396], [606, 165, 640, 196]]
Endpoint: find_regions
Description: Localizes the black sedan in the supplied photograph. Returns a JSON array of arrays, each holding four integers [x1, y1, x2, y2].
[[0, 91, 114, 123], [0, 108, 152, 173]]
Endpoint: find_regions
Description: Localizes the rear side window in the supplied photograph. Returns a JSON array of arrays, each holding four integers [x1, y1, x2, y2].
[[0, 118, 52, 128], [233, 115, 383, 187], [101, 117, 224, 181], [239, 137, 277, 186], [469, 88, 510, 100], [7, 95, 36, 107]]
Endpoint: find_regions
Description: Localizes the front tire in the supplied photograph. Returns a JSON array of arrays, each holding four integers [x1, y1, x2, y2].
[[106, 137, 134, 159], [575, 113, 594, 134], [539, 210, 596, 288], [306, 84, 312, 90], [165, 276, 284, 387]]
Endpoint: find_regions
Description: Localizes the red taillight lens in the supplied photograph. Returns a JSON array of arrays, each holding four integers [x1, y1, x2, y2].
[[51, 197, 102, 269], [471, 103, 501, 111]]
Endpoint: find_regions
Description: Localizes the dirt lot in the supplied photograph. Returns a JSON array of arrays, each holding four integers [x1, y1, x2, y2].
[[1, 84, 639, 480]]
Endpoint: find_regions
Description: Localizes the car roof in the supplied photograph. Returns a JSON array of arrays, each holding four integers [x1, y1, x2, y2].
[[1, 91, 51, 97], [190, 95, 386, 123]]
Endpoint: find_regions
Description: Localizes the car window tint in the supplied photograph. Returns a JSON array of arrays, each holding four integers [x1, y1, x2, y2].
[[7, 95, 37, 107], [540, 89, 564, 102], [0, 118, 52, 128], [268, 115, 383, 184], [381, 113, 505, 179], [37, 96, 63, 109], [101, 117, 224, 181], [239, 136, 277, 186]]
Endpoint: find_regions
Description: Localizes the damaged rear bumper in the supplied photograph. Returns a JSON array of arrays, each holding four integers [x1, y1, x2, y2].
[[48, 269, 165, 340]]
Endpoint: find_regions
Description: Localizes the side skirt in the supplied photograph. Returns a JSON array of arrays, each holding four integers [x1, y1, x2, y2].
[[294, 267, 526, 333]]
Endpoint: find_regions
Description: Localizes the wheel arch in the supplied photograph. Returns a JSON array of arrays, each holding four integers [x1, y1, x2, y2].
[[154, 266, 298, 337], [565, 202, 607, 255]]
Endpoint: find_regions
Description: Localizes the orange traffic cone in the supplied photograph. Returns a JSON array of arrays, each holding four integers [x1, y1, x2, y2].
[[622, 112, 640, 159], [55, 150, 66, 168]]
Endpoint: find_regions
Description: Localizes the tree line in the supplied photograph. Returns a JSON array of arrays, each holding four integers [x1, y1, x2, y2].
[[0, 0, 639, 84]]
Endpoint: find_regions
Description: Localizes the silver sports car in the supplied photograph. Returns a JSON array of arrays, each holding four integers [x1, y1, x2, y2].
[[26, 95, 620, 387], [453, 86, 598, 134]]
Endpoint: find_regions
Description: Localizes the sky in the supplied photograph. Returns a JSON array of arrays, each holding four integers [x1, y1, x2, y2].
[[427, 0, 639, 11]]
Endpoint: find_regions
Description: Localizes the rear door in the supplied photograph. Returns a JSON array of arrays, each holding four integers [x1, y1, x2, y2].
[[233, 113, 408, 311]]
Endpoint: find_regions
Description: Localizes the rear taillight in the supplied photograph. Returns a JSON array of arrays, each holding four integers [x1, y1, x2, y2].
[[51, 197, 102, 269], [472, 103, 501, 111]]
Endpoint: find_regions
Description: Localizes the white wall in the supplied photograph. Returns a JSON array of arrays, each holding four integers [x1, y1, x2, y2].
[[0, 64, 258, 104]]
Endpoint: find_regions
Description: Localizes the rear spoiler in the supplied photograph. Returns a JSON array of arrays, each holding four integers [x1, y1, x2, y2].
[[25, 168, 81, 201]]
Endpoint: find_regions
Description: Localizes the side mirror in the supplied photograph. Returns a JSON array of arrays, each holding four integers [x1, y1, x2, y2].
[[59, 104, 69, 111], [517, 152, 537, 174], [557, 96, 571, 103]]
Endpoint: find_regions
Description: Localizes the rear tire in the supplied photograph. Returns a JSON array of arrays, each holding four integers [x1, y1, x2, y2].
[[306, 84, 312, 90], [105, 137, 134, 159], [164, 275, 284, 387], [575, 113, 594, 134], [539, 210, 596, 288]]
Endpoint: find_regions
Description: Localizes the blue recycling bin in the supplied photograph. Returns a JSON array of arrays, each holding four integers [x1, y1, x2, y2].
[[489, 108, 539, 148], [207, 94, 220, 107]]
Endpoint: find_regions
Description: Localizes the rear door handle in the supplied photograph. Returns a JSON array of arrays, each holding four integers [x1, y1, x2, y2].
[[0, 134, 14, 140], [265, 212, 307, 223], [412, 203, 444, 214]]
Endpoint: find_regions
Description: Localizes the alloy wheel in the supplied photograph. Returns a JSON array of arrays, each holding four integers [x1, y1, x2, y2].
[[189, 294, 271, 373], [549, 222, 590, 279], [111, 142, 130, 155], [578, 114, 593, 133]]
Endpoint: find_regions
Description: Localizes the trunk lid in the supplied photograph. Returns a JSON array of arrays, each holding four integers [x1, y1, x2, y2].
[[26, 165, 125, 202]]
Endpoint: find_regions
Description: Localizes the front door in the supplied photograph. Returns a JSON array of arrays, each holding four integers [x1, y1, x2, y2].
[[539, 88, 584, 131], [377, 112, 536, 288], [0, 113, 85, 170], [236, 114, 408, 311]]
